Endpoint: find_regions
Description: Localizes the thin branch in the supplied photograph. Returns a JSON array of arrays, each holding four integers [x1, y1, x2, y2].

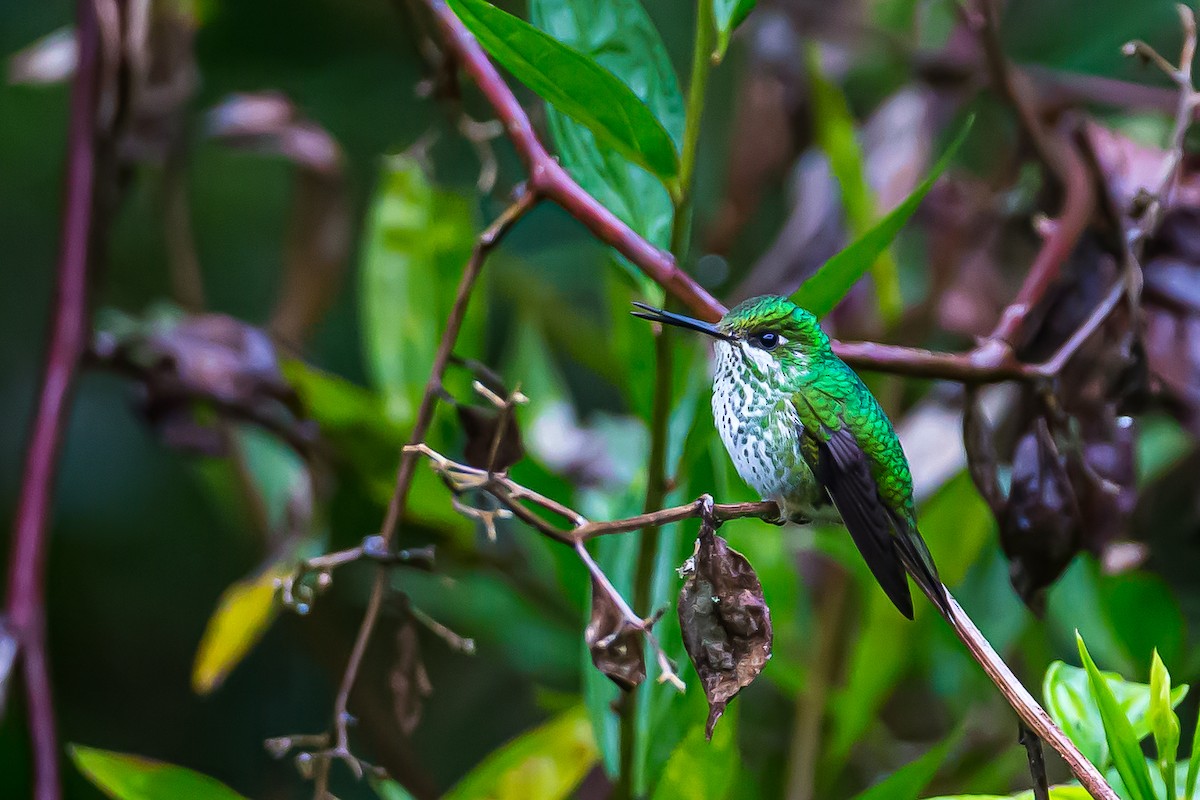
[[4, 3, 101, 799], [932, 587, 1117, 800], [974, 0, 1097, 349], [421, 0, 724, 321], [419, 0, 1115, 387], [409, 443, 1118, 798], [307, 187, 537, 797], [1019, 720, 1051, 800]]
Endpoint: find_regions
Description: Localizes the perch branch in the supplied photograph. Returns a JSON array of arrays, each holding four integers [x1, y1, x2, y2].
[[406, 444, 1118, 799], [3, 3, 101, 799]]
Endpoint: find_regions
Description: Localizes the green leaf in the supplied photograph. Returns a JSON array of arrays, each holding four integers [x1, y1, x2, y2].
[[447, 0, 680, 183], [805, 45, 901, 324], [649, 704, 739, 800], [530, 0, 682, 274], [70, 745, 247, 800], [711, 0, 756, 62], [442, 706, 598, 800], [371, 777, 418, 800], [1190, 707, 1200, 800], [849, 730, 957, 800], [1077, 632, 1158, 800], [1149, 650, 1180, 798], [358, 156, 476, 427], [923, 789, 1094, 800], [791, 116, 973, 319], [1043, 659, 1188, 770]]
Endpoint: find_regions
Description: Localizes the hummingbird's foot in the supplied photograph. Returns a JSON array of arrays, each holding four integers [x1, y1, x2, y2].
[[761, 511, 789, 527]]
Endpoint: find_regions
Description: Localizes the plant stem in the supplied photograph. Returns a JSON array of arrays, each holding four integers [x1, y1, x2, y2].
[[4, 4, 100, 799], [670, 0, 715, 255], [616, 8, 716, 798]]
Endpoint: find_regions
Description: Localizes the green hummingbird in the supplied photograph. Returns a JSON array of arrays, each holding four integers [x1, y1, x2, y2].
[[632, 295, 947, 619]]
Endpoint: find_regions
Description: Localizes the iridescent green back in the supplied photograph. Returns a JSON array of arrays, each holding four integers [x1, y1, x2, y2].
[[718, 296, 917, 521]]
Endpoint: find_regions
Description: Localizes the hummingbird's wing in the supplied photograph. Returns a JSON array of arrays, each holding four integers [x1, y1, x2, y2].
[[812, 424, 914, 618], [792, 394, 947, 619]]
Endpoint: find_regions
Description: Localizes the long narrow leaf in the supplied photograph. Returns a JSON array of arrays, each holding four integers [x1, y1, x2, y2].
[[1148, 649, 1180, 798], [806, 46, 901, 323], [849, 730, 958, 800], [1188, 707, 1200, 798], [70, 746, 247, 800], [1077, 632, 1158, 800], [792, 116, 973, 319], [447, 0, 680, 183]]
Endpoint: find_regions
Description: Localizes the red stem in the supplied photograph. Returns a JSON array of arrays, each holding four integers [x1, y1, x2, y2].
[[5, 2, 100, 798]]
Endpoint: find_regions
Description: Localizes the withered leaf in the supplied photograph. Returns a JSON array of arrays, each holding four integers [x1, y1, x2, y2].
[[677, 527, 772, 738], [390, 616, 433, 737], [585, 575, 645, 691], [1000, 417, 1082, 614], [456, 403, 525, 472]]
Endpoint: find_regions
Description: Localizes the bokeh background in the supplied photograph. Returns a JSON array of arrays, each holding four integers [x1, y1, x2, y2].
[[3, 0, 1200, 798]]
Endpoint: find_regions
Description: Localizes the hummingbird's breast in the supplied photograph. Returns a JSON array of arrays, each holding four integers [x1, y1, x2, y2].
[[711, 342, 827, 519]]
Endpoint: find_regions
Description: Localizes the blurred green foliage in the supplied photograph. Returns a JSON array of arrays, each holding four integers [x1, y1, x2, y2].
[[3, 0, 1200, 799]]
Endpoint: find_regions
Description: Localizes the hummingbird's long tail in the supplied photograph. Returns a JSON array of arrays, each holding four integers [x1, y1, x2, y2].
[[889, 517, 952, 618]]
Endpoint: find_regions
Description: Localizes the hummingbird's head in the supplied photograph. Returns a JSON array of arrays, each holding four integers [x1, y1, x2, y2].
[[631, 295, 829, 375]]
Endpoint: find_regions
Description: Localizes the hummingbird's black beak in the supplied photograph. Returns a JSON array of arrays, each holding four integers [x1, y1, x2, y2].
[[630, 302, 731, 340]]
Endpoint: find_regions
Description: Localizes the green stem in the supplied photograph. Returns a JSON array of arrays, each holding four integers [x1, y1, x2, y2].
[[615, 7, 716, 800], [669, 0, 716, 256]]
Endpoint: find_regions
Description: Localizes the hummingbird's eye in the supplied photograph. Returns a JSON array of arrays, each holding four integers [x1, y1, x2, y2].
[[750, 331, 780, 351]]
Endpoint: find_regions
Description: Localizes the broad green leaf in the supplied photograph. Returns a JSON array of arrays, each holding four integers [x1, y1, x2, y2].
[[1077, 633, 1158, 800], [649, 704, 739, 800], [530, 0, 682, 289], [792, 117, 973, 319], [805, 45, 901, 324], [442, 706, 598, 800], [70, 745, 247, 800], [447, 0, 680, 183], [850, 730, 957, 800], [711, 0, 756, 62], [1149, 650, 1180, 798], [191, 561, 288, 694], [358, 156, 475, 427], [1043, 659, 1188, 769], [1106, 759, 1200, 799]]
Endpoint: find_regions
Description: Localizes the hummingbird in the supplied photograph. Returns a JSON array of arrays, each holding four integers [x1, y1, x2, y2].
[[632, 295, 947, 620]]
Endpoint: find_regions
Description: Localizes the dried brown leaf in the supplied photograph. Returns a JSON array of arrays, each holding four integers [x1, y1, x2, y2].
[[585, 575, 646, 692], [456, 404, 525, 471], [1000, 417, 1082, 613], [677, 526, 772, 738]]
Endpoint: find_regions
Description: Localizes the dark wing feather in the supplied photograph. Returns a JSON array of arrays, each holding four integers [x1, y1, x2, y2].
[[815, 426, 915, 619]]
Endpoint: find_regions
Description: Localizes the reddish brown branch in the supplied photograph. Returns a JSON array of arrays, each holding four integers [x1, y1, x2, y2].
[[419, 0, 1112, 386], [4, 2, 101, 799], [424, 0, 725, 321]]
